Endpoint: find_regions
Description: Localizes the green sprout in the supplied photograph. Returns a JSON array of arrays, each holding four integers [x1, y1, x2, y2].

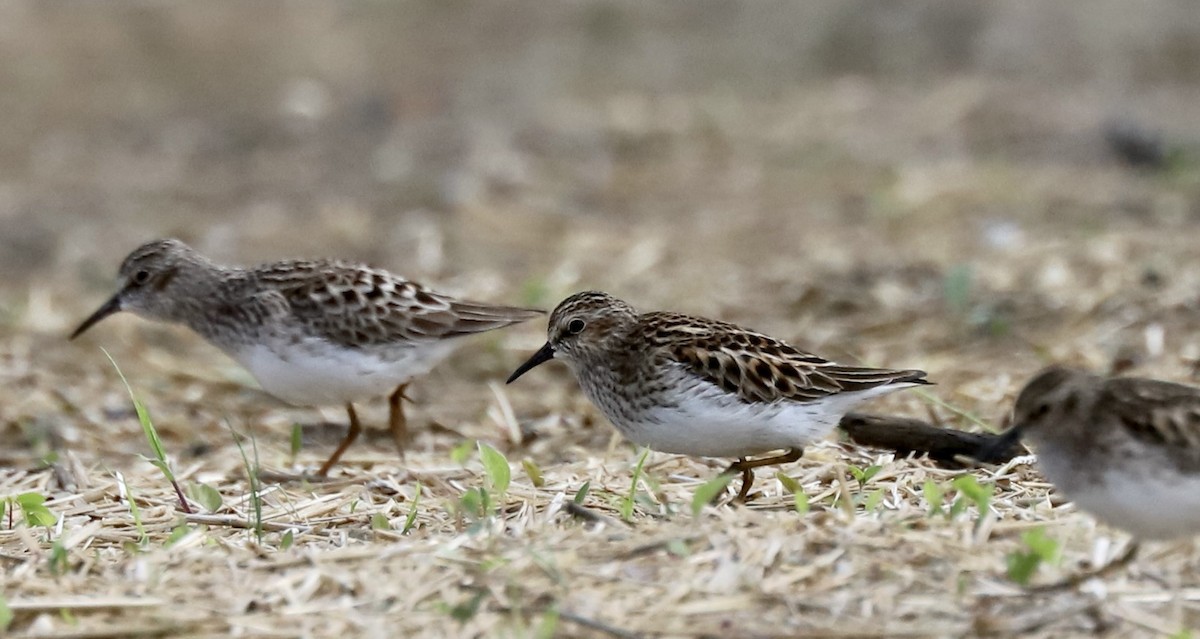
[[101, 349, 191, 514]]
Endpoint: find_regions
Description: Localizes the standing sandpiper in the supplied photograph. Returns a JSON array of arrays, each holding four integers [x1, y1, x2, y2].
[[988, 365, 1200, 586], [506, 291, 930, 500], [71, 239, 542, 475]]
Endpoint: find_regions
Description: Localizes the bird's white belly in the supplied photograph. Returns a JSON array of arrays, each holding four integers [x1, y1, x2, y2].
[[629, 399, 835, 457], [231, 339, 458, 406], [1043, 458, 1200, 540], [613, 378, 918, 458]]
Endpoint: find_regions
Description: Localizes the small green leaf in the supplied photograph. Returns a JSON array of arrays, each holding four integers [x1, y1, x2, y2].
[[772, 470, 811, 516], [573, 481, 590, 505], [189, 483, 223, 513], [952, 475, 991, 506], [522, 459, 544, 488], [450, 439, 474, 466], [775, 471, 801, 493], [478, 442, 511, 495], [371, 512, 391, 531], [1006, 550, 1042, 585], [166, 524, 192, 547], [16, 492, 45, 510], [793, 490, 810, 515], [847, 465, 864, 485], [691, 473, 734, 515], [520, 277, 551, 308], [951, 474, 993, 521], [280, 529, 295, 550], [944, 263, 973, 314], [860, 465, 882, 485], [402, 483, 422, 534], [48, 541, 69, 575], [922, 479, 944, 516], [0, 593, 12, 631], [1022, 527, 1061, 562], [290, 423, 303, 459], [478, 555, 507, 572], [17, 492, 56, 528], [459, 488, 486, 520], [847, 464, 882, 487], [666, 538, 691, 556], [448, 590, 486, 622], [534, 605, 559, 639], [863, 488, 885, 511]]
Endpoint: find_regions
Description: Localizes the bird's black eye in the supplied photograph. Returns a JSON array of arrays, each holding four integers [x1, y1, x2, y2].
[[132, 270, 151, 286], [567, 318, 586, 335], [1030, 403, 1051, 420]]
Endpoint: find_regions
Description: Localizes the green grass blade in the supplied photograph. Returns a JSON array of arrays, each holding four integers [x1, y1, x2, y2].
[[621, 449, 650, 521], [573, 481, 590, 505], [402, 483, 422, 534], [0, 593, 12, 631], [690, 473, 734, 515], [911, 387, 997, 433], [290, 423, 303, 461], [115, 472, 147, 543], [100, 349, 192, 513], [101, 348, 171, 473], [227, 422, 264, 543], [521, 459, 544, 488]]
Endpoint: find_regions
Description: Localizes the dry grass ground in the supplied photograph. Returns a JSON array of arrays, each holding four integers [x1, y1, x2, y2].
[[6, 3, 1200, 637]]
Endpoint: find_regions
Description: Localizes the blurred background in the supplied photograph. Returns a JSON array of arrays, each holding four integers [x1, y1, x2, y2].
[[5, 1, 1200, 462]]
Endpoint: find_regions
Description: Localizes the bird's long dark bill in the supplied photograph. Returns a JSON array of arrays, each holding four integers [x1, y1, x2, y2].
[[506, 342, 556, 384], [975, 423, 1024, 463], [69, 294, 122, 340]]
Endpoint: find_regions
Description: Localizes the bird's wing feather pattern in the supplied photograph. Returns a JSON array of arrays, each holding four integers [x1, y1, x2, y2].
[[254, 260, 542, 347], [642, 312, 928, 404], [1105, 377, 1200, 451]]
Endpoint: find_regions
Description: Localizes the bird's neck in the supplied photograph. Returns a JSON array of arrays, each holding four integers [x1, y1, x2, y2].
[[160, 265, 255, 336]]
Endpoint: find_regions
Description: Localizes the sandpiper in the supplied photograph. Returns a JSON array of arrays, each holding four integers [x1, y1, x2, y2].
[[988, 365, 1200, 586], [506, 291, 930, 500], [71, 239, 542, 475]]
